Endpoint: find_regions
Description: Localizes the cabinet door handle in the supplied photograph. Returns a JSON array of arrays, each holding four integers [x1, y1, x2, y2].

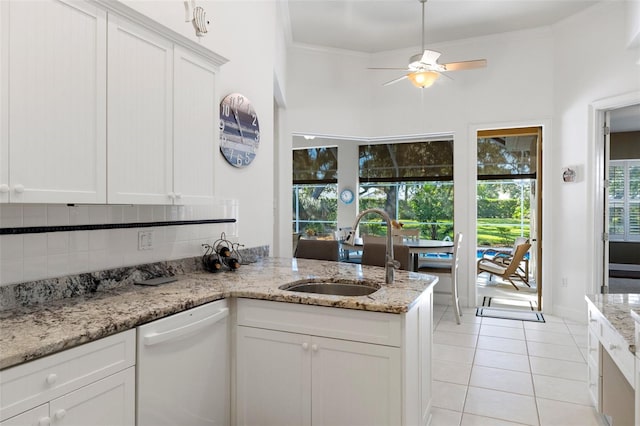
[[45, 373, 58, 386], [13, 184, 24, 193], [38, 417, 51, 426], [0, 184, 8, 193], [54, 409, 66, 420], [302, 342, 309, 350], [175, 193, 182, 199], [311, 344, 318, 352]]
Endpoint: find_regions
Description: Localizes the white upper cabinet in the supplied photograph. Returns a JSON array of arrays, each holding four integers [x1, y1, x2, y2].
[[0, 0, 107, 204], [107, 15, 174, 205], [173, 47, 217, 205]]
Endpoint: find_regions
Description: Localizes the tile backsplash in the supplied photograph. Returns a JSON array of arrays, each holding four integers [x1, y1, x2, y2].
[[0, 202, 238, 286]]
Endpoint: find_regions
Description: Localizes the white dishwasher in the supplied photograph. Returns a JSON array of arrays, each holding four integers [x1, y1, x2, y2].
[[137, 299, 229, 426]]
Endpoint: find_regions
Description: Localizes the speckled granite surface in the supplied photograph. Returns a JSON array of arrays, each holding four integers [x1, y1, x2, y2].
[[585, 293, 640, 354], [0, 257, 437, 370]]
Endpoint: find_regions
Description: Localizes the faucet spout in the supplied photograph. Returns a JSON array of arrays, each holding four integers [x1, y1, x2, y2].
[[346, 208, 397, 284]]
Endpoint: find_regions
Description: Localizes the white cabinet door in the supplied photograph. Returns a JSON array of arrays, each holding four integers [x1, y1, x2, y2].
[[0, 404, 48, 426], [310, 336, 401, 426], [49, 368, 135, 426], [173, 47, 217, 205], [107, 15, 173, 205], [0, 0, 106, 204], [236, 327, 311, 426]]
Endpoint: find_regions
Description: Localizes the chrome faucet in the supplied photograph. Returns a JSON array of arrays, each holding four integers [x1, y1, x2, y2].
[[345, 208, 399, 284]]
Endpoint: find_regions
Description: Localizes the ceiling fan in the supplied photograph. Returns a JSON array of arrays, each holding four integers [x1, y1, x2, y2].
[[370, 0, 487, 88]]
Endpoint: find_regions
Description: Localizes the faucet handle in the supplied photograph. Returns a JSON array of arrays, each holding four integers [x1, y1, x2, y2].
[[388, 259, 401, 269]]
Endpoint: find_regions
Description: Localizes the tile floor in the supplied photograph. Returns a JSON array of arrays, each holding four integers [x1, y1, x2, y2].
[[430, 304, 607, 426]]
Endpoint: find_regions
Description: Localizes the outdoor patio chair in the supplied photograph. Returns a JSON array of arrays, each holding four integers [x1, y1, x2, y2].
[[477, 241, 532, 290], [479, 237, 530, 284], [418, 233, 463, 324], [391, 228, 420, 241], [294, 238, 340, 261]]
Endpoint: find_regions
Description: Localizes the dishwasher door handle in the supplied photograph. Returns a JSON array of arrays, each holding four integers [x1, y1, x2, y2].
[[143, 308, 229, 347]]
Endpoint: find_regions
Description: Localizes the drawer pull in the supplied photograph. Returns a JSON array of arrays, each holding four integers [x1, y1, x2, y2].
[[609, 343, 618, 351], [302, 342, 309, 350], [38, 417, 51, 426], [590, 318, 598, 323], [54, 409, 66, 420], [312, 344, 318, 352], [45, 373, 58, 385]]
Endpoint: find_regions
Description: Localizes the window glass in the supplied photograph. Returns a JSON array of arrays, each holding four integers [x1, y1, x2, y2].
[[292, 147, 338, 237], [609, 160, 640, 241], [477, 129, 538, 180]]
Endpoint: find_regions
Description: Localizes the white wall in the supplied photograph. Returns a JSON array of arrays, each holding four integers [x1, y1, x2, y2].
[[550, 1, 640, 320], [284, 1, 640, 319], [287, 27, 555, 312]]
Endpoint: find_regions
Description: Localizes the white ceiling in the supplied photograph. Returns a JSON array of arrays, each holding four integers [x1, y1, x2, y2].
[[286, 0, 600, 53]]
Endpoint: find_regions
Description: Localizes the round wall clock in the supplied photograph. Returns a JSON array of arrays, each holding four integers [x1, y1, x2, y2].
[[340, 189, 354, 204], [219, 93, 260, 168]]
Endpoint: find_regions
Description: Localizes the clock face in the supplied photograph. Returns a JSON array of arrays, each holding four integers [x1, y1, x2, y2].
[[219, 93, 260, 168], [340, 189, 354, 204]]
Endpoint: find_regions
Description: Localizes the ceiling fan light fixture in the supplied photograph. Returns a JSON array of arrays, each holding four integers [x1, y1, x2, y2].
[[407, 71, 439, 88]]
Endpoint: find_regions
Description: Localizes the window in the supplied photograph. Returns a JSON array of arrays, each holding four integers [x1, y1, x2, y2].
[[292, 147, 338, 237], [609, 160, 640, 241], [358, 140, 454, 239]]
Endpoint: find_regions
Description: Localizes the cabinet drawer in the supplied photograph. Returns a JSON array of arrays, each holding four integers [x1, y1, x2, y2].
[[237, 299, 402, 347], [0, 330, 135, 421], [601, 321, 635, 389]]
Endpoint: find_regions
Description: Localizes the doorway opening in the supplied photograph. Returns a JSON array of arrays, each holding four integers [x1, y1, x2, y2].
[[475, 127, 542, 311], [604, 105, 640, 293]]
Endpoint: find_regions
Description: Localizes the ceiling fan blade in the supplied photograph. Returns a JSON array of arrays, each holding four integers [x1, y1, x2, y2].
[[442, 59, 487, 71], [367, 67, 411, 70], [382, 75, 408, 86]]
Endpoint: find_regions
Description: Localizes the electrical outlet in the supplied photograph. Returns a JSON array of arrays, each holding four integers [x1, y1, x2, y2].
[[138, 231, 153, 250], [561, 277, 568, 288]]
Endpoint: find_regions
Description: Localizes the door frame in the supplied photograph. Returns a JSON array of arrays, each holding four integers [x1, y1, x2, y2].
[[590, 91, 640, 295], [467, 119, 552, 312]]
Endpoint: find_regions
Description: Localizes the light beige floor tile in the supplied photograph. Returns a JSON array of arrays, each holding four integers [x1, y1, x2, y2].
[[434, 359, 472, 385], [474, 348, 530, 373], [480, 317, 525, 329], [463, 386, 538, 425], [533, 374, 593, 406], [441, 311, 483, 324], [431, 407, 462, 426], [525, 329, 578, 346], [542, 314, 565, 323], [536, 398, 605, 426], [481, 324, 526, 340], [437, 320, 481, 335], [461, 413, 529, 426], [469, 365, 534, 395], [477, 335, 528, 355], [527, 341, 584, 362], [434, 343, 476, 364], [432, 380, 468, 412], [529, 356, 587, 382], [434, 330, 479, 349], [523, 321, 570, 334], [565, 322, 588, 336], [572, 334, 588, 348]]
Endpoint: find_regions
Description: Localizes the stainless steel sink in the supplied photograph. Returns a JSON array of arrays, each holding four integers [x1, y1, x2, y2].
[[279, 278, 380, 296]]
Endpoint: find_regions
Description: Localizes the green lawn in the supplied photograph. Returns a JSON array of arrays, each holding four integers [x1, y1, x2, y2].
[[477, 219, 529, 247]]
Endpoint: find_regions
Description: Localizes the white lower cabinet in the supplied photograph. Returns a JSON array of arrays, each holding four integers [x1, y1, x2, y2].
[[235, 294, 432, 426], [236, 327, 401, 426], [0, 330, 135, 426]]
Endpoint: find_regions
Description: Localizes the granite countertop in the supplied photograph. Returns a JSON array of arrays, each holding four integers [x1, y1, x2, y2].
[[0, 257, 437, 370], [585, 293, 640, 354]]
